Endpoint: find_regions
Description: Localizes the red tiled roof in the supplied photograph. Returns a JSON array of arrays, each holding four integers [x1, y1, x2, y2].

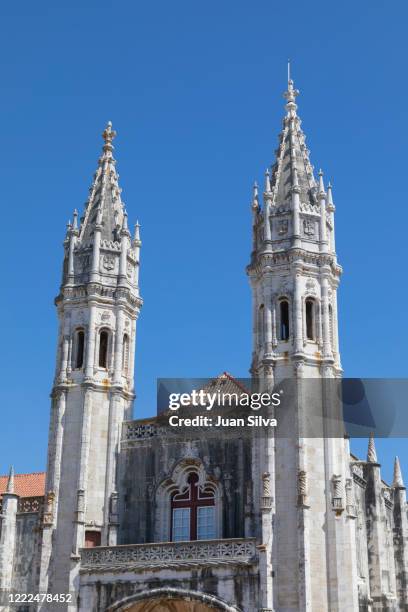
[[0, 472, 45, 498]]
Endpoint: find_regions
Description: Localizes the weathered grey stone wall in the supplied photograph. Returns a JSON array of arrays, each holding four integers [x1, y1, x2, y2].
[[12, 513, 41, 593], [118, 428, 257, 545]]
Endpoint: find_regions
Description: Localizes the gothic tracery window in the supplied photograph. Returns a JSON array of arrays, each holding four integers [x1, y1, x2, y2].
[[171, 472, 216, 542]]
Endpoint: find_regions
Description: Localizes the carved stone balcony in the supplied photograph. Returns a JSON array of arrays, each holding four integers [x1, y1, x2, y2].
[[80, 538, 257, 573]]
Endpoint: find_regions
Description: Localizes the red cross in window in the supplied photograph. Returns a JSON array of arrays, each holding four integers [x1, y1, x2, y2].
[[171, 472, 215, 540]]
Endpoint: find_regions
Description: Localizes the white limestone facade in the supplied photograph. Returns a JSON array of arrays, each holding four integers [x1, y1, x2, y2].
[[0, 79, 407, 612]]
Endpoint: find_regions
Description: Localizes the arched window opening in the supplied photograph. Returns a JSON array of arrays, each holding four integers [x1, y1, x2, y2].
[[75, 329, 85, 369], [305, 298, 315, 341], [122, 334, 129, 376], [279, 300, 290, 341], [171, 472, 215, 542], [258, 304, 265, 346], [98, 329, 109, 368]]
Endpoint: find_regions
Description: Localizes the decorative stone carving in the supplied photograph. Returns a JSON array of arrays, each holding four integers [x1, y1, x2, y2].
[[305, 277, 317, 295], [100, 310, 111, 322], [43, 491, 55, 525], [297, 470, 309, 507], [262, 472, 271, 497], [80, 538, 257, 571], [123, 422, 157, 440], [102, 254, 115, 271], [345, 478, 356, 517], [181, 441, 199, 459], [18, 497, 42, 514], [261, 472, 272, 511], [109, 491, 119, 524], [303, 218, 315, 237], [332, 475, 344, 514]]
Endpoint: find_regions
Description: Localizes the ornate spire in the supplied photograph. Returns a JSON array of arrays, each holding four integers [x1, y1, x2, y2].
[[251, 182, 259, 211], [327, 182, 335, 211], [318, 169, 325, 195], [367, 432, 378, 463], [393, 456, 405, 488], [78, 121, 125, 245], [264, 169, 271, 193], [134, 220, 141, 243], [265, 72, 318, 219], [6, 466, 14, 494]]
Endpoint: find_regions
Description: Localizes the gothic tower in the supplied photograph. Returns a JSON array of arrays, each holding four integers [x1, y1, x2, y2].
[[39, 123, 142, 602], [247, 75, 360, 610]]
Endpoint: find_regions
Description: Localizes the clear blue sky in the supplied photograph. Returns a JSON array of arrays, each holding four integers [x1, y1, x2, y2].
[[0, 0, 407, 484]]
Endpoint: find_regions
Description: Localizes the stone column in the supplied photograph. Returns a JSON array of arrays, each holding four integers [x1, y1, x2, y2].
[[102, 392, 122, 545], [84, 304, 96, 379], [0, 470, 18, 594], [365, 455, 396, 609], [392, 465, 408, 609], [320, 273, 332, 359], [293, 270, 303, 354], [72, 389, 92, 557], [113, 309, 124, 384], [263, 284, 273, 357]]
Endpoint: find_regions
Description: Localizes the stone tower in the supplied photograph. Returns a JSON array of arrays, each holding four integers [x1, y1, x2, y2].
[[39, 123, 142, 603], [247, 74, 360, 610]]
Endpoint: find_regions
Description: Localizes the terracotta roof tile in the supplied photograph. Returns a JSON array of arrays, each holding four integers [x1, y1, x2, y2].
[[0, 472, 45, 498]]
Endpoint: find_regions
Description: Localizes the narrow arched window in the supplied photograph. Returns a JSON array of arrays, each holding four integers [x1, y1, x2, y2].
[[279, 300, 290, 341], [171, 472, 216, 542], [305, 298, 315, 341], [75, 329, 85, 369], [122, 334, 129, 375], [98, 329, 109, 368], [258, 305, 264, 346]]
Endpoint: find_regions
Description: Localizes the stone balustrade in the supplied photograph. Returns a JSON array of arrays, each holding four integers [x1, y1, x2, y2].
[[80, 538, 257, 573]]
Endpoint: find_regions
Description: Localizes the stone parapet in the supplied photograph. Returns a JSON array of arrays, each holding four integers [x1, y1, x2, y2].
[[80, 537, 257, 573]]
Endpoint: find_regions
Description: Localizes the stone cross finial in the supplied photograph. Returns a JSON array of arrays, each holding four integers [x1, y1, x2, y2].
[[102, 120, 116, 142], [102, 121, 117, 156], [393, 456, 405, 488], [367, 432, 378, 463]]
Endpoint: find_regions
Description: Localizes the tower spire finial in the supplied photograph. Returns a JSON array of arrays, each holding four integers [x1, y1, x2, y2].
[[283, 63, 299, 113], [6, 466, 15, 494], [393, 456, 405, 488], [367, 432, 378, 463], [101, 121, 117, 157]]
